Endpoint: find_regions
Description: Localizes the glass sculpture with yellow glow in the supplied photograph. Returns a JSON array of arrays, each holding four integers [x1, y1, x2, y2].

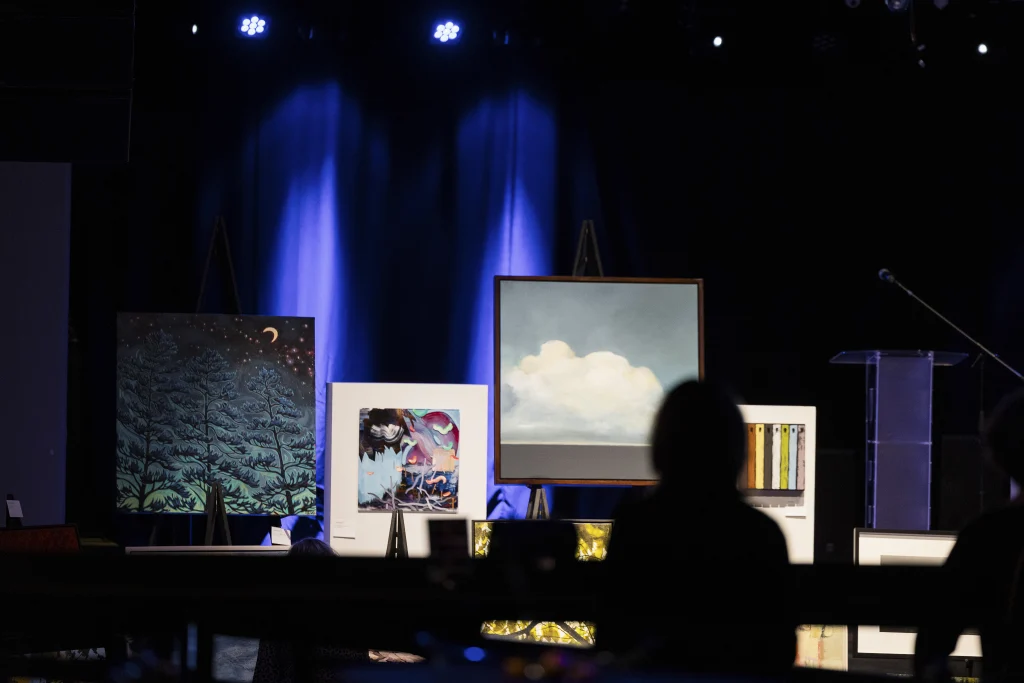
[[474, 520, 611, 647], [472, 521, 611, 561]]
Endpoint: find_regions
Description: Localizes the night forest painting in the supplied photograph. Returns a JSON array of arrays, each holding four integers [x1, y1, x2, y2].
[[358, 409, 460, 513], [116, 313, 317, 516]]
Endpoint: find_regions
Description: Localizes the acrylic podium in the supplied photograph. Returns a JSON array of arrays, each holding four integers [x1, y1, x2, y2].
[[831, 350, 967, 530]]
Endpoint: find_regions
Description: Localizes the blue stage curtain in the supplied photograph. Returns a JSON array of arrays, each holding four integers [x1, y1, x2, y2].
[[452, 90, 558, 519], [202, 82, 563, 536]]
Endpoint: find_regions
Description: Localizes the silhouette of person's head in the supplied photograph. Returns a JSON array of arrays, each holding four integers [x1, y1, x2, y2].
[[287, 538, 336, 557], [651, 380, 746, 490], [984, 389, 1024, 486]]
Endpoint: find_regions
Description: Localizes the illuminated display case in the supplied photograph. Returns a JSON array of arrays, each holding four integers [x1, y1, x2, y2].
[[474, 520, 612, 647]]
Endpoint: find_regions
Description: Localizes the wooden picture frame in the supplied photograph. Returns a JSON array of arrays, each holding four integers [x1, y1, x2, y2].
[[494, 276, 704, 486]]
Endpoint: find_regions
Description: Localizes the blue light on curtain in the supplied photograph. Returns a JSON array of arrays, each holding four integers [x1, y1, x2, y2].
[[254, 83, 371, 494], [455, 90, 558, 519]]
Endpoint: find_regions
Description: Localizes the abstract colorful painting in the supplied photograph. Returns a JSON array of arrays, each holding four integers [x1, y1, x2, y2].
[[743, 423, 806, 491], [496, 277, 703, 484], [116, 313, 316, 515], [358, 408, 460, 513]]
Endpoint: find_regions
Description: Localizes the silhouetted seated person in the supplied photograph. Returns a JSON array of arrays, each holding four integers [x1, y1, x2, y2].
[[916, 389, 1024, 680], [599, 380, 796, 674], [488, 520, 579, 565]]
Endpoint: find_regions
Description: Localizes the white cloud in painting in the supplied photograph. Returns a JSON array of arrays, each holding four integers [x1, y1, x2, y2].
[[501, 340, 665, 445]]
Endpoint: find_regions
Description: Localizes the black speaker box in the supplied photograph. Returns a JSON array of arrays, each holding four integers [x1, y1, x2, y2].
[[814, 448, 862, 564]]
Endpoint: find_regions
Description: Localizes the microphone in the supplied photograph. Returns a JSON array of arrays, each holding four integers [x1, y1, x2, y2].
[[878, 268, 894, 283]]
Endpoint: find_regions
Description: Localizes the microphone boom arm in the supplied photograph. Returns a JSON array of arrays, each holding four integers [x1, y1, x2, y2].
[[884, 271, 1024, 383]]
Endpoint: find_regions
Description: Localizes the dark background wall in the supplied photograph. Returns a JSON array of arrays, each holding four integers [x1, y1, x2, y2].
[[59, 0, 1024, 544], [0, 162, 71, 527]]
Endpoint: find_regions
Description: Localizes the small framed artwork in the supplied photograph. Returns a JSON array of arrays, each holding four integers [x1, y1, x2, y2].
[[325, 383, 489, 557], [796, 624, 848, 671], [853, 529, 980, 659], [738, 405, 816, 564]]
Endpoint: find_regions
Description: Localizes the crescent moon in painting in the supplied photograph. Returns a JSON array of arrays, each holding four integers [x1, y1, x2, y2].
[[263, 327, 279, 343]]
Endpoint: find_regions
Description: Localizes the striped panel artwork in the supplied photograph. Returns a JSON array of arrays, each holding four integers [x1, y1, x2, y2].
[[743, 423, 806, 491]]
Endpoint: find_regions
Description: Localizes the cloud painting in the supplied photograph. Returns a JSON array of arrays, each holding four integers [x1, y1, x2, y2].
[[502, 340, 664, 444], [497, 278, 702, 482]]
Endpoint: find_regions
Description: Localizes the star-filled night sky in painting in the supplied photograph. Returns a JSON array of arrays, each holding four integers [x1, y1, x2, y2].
[[116, 313, 316, 516]]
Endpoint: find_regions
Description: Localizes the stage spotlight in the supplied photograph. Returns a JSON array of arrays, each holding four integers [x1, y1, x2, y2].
[[192, 24, 198, 34], [240, 15, 267, 37], [977, 43, 988, 55], [712, 36, 723, 47], [434, 21, 461, 43]]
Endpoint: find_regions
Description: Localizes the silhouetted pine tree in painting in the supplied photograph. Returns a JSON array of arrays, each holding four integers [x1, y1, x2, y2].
[[173, 349, 252, 507], [241, 367, 317, 516], [116, 331, 196, 512], [115, 314, 317, 515]]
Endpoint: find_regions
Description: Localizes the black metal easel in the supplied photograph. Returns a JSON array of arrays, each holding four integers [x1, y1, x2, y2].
[[525, 220, 606, 521], [572, 219, 605, 279], [197, 216, 243, 315], [385, 508, 408, 558], [198, 217, 241, 546], [149, 217, 242, 547], [203, 483, 233, 546]]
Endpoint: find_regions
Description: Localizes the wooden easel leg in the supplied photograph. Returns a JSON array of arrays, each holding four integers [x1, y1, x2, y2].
[[196, 216, 243, 316], [397, 510, 407, 558], [571, 219, 605, 278], [217, 486, 232, 546], [386, 508, 408, 558], [203, 488, 216, 546], [202, 484, 231, 546], [148, 516, 161, 546], [526, 485, 549, 520]]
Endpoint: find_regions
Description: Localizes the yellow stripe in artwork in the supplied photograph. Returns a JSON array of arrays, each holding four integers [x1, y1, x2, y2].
[[780, 425, 790, 489], [754, 424, 765, 489]]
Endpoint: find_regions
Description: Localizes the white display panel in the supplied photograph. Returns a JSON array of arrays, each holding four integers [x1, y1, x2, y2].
[[325, 383, 489, 557], [854, 530, 980, 658], [739, 404, 816, 564]]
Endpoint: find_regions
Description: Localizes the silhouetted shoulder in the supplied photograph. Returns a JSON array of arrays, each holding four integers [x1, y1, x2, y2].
[[728, 502, 790, 560], [741, 503, 789, 540], [958, 503, 1024, 540]]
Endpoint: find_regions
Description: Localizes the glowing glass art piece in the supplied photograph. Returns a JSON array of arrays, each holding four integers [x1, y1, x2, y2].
[[474, 520, 610, 647], [481, 620, 596, 648]]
